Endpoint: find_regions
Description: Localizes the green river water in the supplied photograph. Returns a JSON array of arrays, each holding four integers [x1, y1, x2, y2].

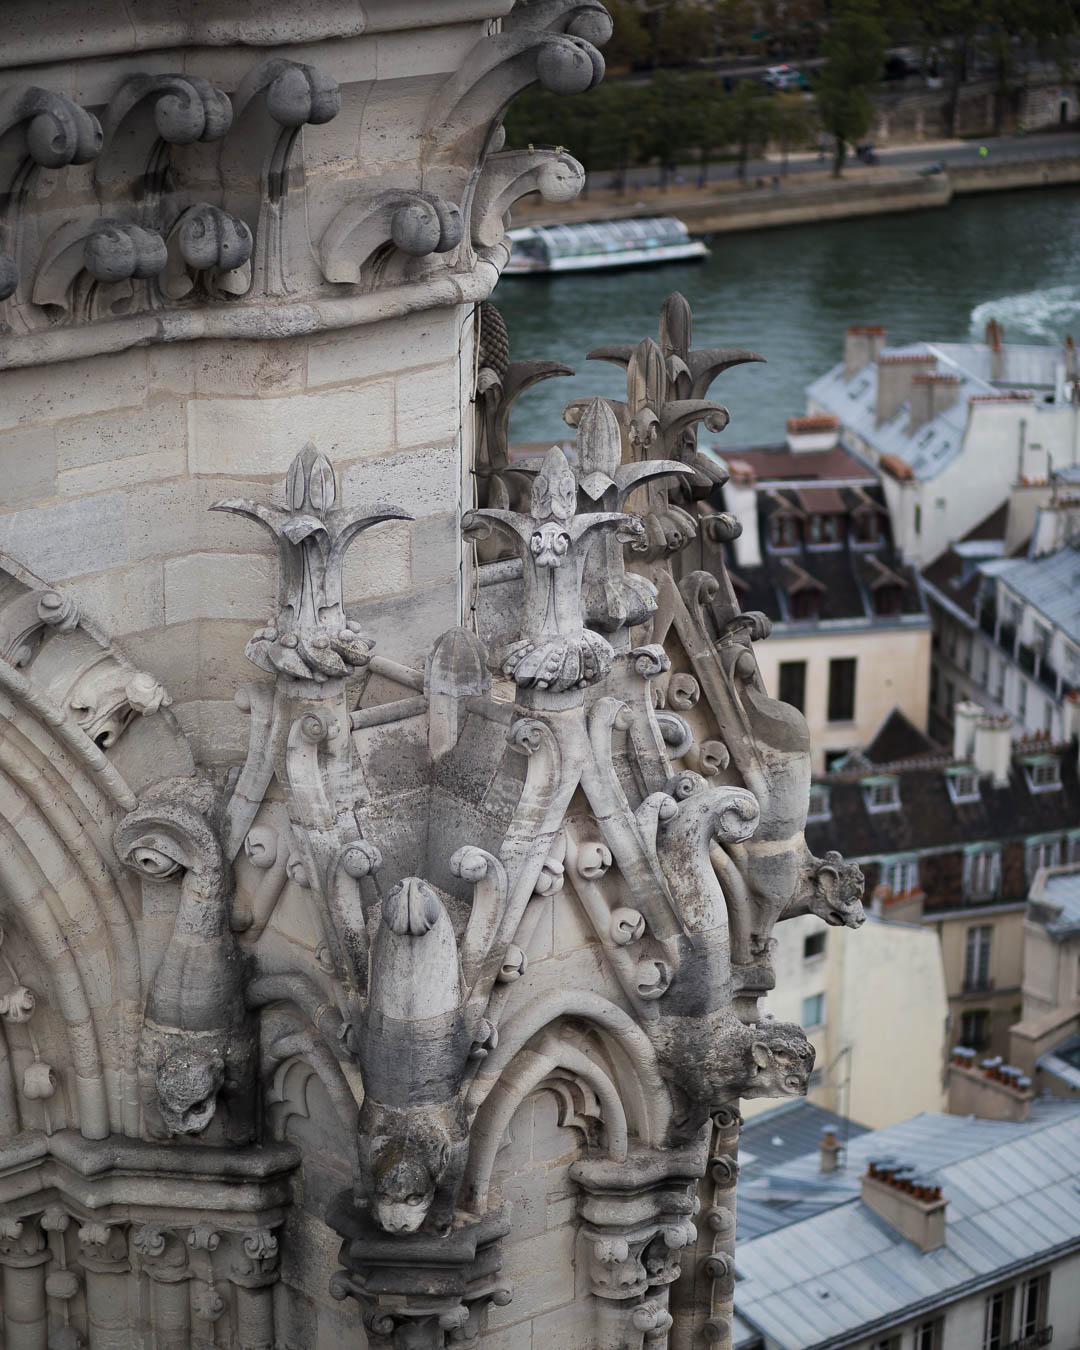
[[491, 185, 1080, 448]]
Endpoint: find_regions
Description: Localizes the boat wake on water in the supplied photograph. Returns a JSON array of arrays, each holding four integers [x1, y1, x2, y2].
[[971, 284, 1080, 342]]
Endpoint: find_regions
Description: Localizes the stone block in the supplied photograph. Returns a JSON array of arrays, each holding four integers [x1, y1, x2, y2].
[[120, 620, 256, 704], [411, 512, 461, 585], [0, 349, 148, 433], [307, 307, 462, 388], [164, 552, 274, 625], [487, 1226, 576, 1329], [56, 397, 187, 471], [64, 560, 165, 637], [0, 424, 58, 506], [341, 518, 411, 604], [350, 578, 460, 668], [188, 383, 395, 476], [527, 1299, 598, 1350], [342, 445, 462, 518], [173, 698, 252, 767], [125, 477, 271, 564], [395, 359, 461, 448], [0, 494, 129, 580], [192, 338, 307, 398]]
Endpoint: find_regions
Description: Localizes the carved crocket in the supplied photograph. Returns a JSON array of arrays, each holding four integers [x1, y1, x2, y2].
[[355, 878, 471, 1235], [115, 780, 256, 1143]]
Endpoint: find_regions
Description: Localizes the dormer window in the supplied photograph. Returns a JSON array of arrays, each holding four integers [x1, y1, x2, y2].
[[963, 844, 1001, 899], [946, 766, 981, 805], [873, 584, 903, 617], [863, 775, 900, 813], [807, 784, 831, 822], [808, 513, 842, 547], [1024, 755, 1062, 793], [769, 514, 801, 549]]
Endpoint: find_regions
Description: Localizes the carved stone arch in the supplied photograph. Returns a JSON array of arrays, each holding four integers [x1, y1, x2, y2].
[[0, 554, 195, 1141]]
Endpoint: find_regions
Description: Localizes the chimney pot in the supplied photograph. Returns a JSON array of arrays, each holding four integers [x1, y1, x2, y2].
[[819, 1128, 842, 1174], [973, 714, 1013, 786]]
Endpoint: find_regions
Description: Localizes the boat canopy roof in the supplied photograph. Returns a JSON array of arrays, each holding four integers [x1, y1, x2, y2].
[[509, 216, 691, 257]]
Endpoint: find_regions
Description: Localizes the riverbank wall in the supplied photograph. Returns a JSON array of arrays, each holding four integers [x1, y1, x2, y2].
[[513, 155, 1080, 236]]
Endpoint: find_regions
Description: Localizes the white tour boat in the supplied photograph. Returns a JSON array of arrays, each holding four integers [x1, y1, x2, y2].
[[504, 216, 708, 275]]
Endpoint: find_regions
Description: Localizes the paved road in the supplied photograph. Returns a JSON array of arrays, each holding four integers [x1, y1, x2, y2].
[[584, 130, 1080, 193]]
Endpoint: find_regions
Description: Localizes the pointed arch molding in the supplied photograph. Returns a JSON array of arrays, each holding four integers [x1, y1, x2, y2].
[[0, 552, 194, 1142]]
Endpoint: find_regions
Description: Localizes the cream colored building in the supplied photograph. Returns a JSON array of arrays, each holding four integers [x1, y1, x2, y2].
[[743, 912, 948, 1129], [753, 625, 931, 775]]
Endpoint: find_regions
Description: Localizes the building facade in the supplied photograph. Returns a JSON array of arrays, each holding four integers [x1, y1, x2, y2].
[[805, 323, 1080, 570], [805, 712, 1080, 1061], [708, 426, 931, 774]]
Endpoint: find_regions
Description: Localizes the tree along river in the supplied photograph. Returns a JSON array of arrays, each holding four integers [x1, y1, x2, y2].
[[491, 185, 1080, 449]]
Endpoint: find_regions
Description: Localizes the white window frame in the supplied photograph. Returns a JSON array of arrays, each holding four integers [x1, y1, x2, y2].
[[964, 924, 993, 990], [963, 845, 1002, 900], [881, 856, 920, 896], [807, 784, 831, 823], [863, 776, 900, 813], [1026, 834, 1064, 879], [946, 767, 981, 805], [1024, 755, 1062, 794]]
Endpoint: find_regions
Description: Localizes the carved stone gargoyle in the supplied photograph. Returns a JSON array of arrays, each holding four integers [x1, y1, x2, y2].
[[114, 779, 256, 1144], [354, 878, 472, 1237]]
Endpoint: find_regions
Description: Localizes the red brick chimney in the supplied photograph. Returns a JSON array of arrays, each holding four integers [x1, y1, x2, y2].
[[947, 1048, 1033, 1122], [844, 324, 886, 378], [985, 317, 1004, 382]]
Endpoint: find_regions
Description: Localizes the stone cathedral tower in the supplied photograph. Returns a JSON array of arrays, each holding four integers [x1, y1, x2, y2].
[[0, 4, 864, 1348]]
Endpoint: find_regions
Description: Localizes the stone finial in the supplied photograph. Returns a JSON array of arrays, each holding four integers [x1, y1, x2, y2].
[[212, 445, 411, 682], [463, 444, 645, 691]]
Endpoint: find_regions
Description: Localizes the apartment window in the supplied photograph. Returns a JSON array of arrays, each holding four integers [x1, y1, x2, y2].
[[1032, 620, 1051, 656], [1026, 834, 1064, 880], [804, 930, 826, 961], [983, 1286, 1014, 1350], [864, 775, 900, 813], [1017, 680, 1027, 720], [807, 784, 831, 823], [882, 856, 919, 895], [779, 660, 807, 713], [871, 1338, 899, 1350], [914, 503, 922, 537], [1023, 755, 1062, 793], [963, 845, 1002, 901], [827, 657, 857, 722], [960, 1008, 990, 1051], [964, 925, 993, 992], [943, 679, 955, 714], [1068, 830, 1080, 865], [853, 511, 880, 545], [801, 992, 826, 1028], [1066, 645, 1080, 688], [946, 766, 981, 805], [913, 1316, 942, 1350], [1019, 1272, 1050, 1339], [994, 657, 1005, 700]]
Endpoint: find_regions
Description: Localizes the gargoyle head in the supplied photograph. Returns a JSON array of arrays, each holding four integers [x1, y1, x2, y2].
[[743, 1019, 814, 1099], [372, 1143, 445, 1235], [156, 1045, 225, 1136], [811, 851, 866, 928]]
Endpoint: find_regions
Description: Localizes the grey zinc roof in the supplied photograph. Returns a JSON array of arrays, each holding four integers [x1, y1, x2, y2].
[[806, 341, 1059, 482], [992, 544, 1080, 643], [1040, 867, 1080, 936], [735, 1103, 1080, 1350]]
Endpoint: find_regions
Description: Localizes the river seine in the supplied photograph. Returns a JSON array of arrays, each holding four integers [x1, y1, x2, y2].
[[491, 185, 1080, 448]]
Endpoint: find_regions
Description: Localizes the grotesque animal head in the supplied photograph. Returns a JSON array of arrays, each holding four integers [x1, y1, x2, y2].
[[156, 1045, 225, 1135], [372, 1143, 444, 1235], [811, 852, 866, 928], [744, 1019, 815, 1099]]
